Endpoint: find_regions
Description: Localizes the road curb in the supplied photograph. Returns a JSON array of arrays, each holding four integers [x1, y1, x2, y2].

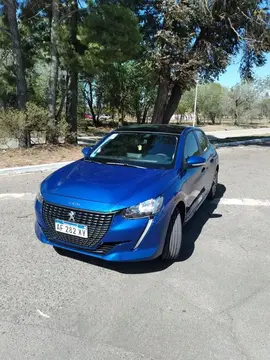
[[0, 137, 269, 176]]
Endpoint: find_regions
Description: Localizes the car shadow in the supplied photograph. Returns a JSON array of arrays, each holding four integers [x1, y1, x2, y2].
[[179, 183, 226, 262], [56, 184, 226, 274]]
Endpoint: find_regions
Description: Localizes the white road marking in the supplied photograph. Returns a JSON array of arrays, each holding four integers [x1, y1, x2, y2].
[[213, 198, 270, 207], [0, 193, 270, 207], [0, 193, 36, 200], [37, 309, 50, 319]]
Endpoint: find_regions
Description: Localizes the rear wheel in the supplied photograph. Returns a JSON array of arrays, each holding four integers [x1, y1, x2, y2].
[[208, 170, 218, 200], [161, 208, 182, 261]]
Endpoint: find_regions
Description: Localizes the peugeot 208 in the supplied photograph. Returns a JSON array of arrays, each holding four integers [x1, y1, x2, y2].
[[35, 125, 219, 261]]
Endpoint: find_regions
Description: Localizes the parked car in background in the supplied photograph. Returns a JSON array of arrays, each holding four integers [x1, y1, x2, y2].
[[84, 113, 93, 120], [35, 125, 219, 262]]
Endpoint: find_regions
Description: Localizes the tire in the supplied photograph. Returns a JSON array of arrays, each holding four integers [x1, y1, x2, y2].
[[208, 170, 218, 200], [161, 208, 182, 261]]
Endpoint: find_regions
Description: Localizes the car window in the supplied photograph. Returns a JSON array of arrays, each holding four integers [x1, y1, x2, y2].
[[184, 132, 200, 161], [195, 130, 209, 153], [88, 132, 179, 169]]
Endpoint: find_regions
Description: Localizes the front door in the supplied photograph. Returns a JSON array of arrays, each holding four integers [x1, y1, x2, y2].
[[181, 131, 206, 217]]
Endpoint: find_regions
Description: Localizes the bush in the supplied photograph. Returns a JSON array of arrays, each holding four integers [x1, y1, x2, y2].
[[0, 103, 69, 147]]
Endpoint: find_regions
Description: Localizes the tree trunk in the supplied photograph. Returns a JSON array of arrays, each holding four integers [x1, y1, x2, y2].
[[162, 84, 182, 124], [48, 0, 59, 121], [66, 0, 78, 144], [151, 77, 170, 124], [56, 74, 69, 121], [210, 114, 216, 125], [84, 81, 98, 127], [152, 79, 183, 125], [136, 108, 142, 124], [142, 106, 149, 124], [3, 0, 28, 147], [66, 71, 78, 143]]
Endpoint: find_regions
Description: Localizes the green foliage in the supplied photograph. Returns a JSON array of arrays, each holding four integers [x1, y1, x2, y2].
[[82, 60, 157, 123], [150, 0, 270, 88], [221, 80, 267, 124], [176, 92, 194, 116], [78, 3, 141, 74], [0, 103, 68, 142], [177, 78, 270, 125], [125, 60, 157, 123], [0, 0, 270, 147], [198, 83, 225, 124]]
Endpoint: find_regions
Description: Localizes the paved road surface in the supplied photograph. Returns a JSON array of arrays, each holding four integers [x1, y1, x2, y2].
[[0, 145, 270, 360], [206, 127, 270, 139]]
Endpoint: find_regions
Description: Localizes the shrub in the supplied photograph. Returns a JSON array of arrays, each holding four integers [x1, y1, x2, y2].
[[0, 103, 69, 147]]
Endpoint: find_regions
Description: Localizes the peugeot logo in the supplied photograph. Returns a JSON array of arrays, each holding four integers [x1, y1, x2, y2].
[[68, 211, 76, 222]]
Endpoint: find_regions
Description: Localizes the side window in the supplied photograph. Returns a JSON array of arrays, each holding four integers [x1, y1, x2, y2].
[[195, 130, 209, 153], [184, 132, 200, 161]]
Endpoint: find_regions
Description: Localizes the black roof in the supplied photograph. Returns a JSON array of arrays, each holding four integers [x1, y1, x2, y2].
[[117, 124, 188, 135]]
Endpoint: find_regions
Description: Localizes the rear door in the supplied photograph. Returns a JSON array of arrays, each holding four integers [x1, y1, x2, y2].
[[194, 130, 216, 193], [181, 130, 206, 216]]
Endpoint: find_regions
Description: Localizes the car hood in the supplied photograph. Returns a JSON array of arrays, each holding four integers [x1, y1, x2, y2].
[[42, 160, 177, 208]]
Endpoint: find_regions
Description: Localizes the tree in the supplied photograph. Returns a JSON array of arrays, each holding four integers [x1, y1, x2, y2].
[[65, 0, 79, 144], [198, 83, 225, 124], [146, 0, 270, 124], [175, 91, 194, 123], [2, 0, 29, 146], [126, 61, 157, 123], [221, 80, 263, 124], [78, 3, 142, 124], [48, 0, 59, 122]]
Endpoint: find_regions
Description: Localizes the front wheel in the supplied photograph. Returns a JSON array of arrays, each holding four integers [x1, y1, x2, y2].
[[208, 170, 218, 200], [161, 208, 182, 261]]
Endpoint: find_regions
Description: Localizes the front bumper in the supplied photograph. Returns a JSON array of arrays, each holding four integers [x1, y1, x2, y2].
[[35, 198, 170, 262]]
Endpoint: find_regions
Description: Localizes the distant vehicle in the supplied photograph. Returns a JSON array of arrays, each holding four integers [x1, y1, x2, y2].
[[84, 114, 93, 120], [35, 125, 219, 262], [84, 114, 111, 122], [99, 115, 111, 120]]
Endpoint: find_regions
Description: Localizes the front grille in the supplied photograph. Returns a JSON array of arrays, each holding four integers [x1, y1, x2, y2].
[[42, 231, 118, 255], [42, 201, 114, 248]]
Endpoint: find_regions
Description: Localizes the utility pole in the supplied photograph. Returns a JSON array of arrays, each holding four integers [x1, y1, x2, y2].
[[193, 80, 198, 127]]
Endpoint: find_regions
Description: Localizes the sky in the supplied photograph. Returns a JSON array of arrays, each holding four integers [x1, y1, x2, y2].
[[217, 53, 270, 88]]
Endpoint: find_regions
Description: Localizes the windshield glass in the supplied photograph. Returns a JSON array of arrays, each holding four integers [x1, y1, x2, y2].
[[87, 132, 179, 169]]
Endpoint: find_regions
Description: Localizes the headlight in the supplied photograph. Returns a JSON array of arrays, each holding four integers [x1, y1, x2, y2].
[[36, 192, 43, 203], [122, 196, 163, 219]]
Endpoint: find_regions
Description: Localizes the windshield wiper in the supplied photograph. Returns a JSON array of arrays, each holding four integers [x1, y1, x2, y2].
[[85, 159, 104, 165], [105, 162, 147, 169]]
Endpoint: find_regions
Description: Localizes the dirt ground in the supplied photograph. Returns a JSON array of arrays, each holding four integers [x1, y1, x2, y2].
[[0, 145, 83, 168]]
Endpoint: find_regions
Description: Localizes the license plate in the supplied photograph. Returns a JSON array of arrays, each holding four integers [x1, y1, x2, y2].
[[55, 219, 88, 238]]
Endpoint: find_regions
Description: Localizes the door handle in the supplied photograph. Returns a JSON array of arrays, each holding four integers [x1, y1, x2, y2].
[[201, 167, 206, 173], [210, 158, 214, 163]]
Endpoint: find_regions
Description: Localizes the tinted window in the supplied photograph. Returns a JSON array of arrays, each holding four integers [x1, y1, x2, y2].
[[88, 132, 178, 169], [195, 130, 209, 153], [184, 132, 200, 161]]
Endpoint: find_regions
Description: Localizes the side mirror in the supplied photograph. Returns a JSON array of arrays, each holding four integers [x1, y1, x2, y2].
[[82, 147, 92, 157], [186, 155, 206, 168]]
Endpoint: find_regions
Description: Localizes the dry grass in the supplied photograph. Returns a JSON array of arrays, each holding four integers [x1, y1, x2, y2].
[[0, 145, 83, 168]]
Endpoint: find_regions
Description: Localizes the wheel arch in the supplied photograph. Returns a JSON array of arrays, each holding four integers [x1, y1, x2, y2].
[[175, 200, 186, 224]]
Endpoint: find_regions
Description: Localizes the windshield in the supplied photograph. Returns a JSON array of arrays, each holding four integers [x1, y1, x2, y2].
[[87, 132, 179, 169]]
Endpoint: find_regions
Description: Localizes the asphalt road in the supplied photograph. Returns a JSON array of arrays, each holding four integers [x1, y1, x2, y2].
[[0, 145, 270, 360]]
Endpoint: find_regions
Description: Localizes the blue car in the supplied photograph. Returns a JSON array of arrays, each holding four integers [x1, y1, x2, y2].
[[35, 125, 219, 262]]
